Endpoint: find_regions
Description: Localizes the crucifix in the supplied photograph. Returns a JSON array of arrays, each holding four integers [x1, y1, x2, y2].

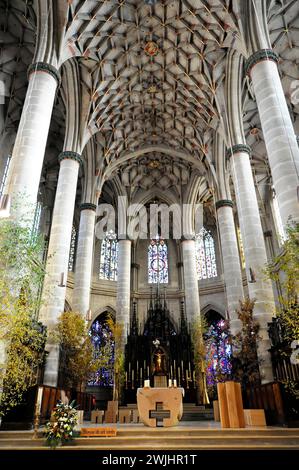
[[149, 402, 170, 427]]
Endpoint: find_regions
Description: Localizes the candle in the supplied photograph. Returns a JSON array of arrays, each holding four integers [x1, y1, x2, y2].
[[188, 362, 191, 374], [36, 386, 43, 413], [147, 366, 150, 378], [173, 379, 177, 387], [178, 366, 181, 386], [168, 379, 172, 387], [144, 379, 150, 388], [170, 365, 173, 379], [132, 370, 134, 389]]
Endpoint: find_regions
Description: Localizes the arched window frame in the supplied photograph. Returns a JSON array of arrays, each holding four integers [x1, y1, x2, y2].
[[195, 227, 218, 280]]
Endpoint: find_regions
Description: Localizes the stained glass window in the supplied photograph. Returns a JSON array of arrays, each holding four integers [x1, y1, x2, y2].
[[205, 319, 232, 387], [88, 316, 114, 387], [148, 236, 169, 284], [0, 155, 11, 197], [195, 228, 217, 280], [68, 225, 77, 272], [99, 230, 118, 281]]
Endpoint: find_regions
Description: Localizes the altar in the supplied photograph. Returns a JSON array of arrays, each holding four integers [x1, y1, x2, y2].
[[137, 387, 184, 427]]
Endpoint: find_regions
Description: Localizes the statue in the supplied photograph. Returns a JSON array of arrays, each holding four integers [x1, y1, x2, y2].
[[153, 339, 165, 374]]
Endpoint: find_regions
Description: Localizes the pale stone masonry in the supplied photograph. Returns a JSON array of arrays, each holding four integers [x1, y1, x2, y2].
[[230, 146, 275, 383], [73, 204, 97, 316], [216, 201, 244, 333], [39, 155, 81, 386], [116, 239, 132, 343], [248, 52, 299, 228], [181, 239, 201, 323], [7, 66, 58, 220]]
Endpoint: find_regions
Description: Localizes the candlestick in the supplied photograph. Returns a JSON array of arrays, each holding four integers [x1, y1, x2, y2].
[[144, 379, 150, 388], [168, 379, 172, 387], [173, 379, 177, 388]]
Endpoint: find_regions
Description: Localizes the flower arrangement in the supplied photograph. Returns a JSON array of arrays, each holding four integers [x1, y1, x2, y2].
[[45, 400, 78, 448]]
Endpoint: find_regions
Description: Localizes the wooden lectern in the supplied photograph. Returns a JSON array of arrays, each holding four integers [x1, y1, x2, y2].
[[217, 381, 245, 428]]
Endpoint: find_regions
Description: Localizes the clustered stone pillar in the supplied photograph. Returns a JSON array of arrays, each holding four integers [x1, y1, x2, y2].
[[216, 199, 244, 333], [39, 151, 82, 387], [73, 203, 96, 316], [7, 63, 59, 220], [116, 239, 132, 344], [181, 238, 201, 324], [246, 50, 299, 228], [228, 144, 275, 383]]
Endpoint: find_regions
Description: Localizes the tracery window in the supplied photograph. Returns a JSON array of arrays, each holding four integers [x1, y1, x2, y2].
[[148, 236, 168, 284], [99, 230, 118, 281], [195, 228, 217, 280], [88, 315, 114, 387], [68, 225, 77, 272], [205, 319, 232, 387], [0, 155, 11, 197]]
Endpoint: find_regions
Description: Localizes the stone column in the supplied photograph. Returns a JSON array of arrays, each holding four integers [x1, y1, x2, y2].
[[246, 50, 299, 228], [6, 63, 59, 220], [228, 144, 275, 383], [216, 200, 244, 333], [73, 203, 96, 316], [116, 239, 132, 343], [181, 239, 201, 324], [39, 151, 82, 387]]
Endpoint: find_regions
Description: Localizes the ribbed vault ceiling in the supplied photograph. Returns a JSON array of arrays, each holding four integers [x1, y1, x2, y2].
[[0, 0, 299, 206]]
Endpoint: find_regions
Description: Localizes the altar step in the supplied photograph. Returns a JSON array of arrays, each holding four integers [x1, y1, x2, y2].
[[0, 427, 298, 450]]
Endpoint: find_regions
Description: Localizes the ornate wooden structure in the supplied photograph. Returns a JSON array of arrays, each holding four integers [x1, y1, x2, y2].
[[124, 288, 196, 403]]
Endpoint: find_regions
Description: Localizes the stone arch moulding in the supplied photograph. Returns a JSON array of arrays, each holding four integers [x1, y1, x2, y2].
[[200, 303, 226, 319], [90, 305, 116, 325]]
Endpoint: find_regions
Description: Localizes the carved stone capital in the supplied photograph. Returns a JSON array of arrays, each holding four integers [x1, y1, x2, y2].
[[28, 62, 61, 86], [226, 144, 251, 159], [245, 49, 279, 77], [215, 199, 233, 210], [58, 151, 83, 166], [80, 203, 97, 212]]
